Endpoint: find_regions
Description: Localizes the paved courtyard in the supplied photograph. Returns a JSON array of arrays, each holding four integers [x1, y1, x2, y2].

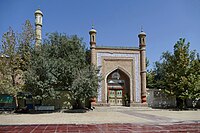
[[0, 107, 199, 132], [0, 123, 199, 133]]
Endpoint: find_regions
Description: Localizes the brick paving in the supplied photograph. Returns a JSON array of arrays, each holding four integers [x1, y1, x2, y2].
[[0, 122, 199, 133]]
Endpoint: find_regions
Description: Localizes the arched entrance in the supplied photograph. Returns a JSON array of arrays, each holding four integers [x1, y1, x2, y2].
[[107, 69, 130, 106]]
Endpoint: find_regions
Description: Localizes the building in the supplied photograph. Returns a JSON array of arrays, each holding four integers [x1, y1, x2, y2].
[[34, 9, 147, 107], [89, 27, 147, 107]]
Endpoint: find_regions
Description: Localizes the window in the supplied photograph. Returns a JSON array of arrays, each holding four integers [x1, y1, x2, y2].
[[112, 72, 120, 79], [39, 16, 42, 23], [92, 35, 95, 42]]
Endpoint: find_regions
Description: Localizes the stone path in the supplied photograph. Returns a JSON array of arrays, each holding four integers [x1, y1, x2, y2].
[[120, 111, 176, 123], [0, 123, 199, 132]]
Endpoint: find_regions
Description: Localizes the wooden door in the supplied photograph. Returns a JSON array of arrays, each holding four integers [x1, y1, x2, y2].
[[109, 90, 123, 106]]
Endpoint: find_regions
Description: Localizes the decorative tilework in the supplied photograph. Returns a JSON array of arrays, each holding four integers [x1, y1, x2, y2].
[[97, 52, 141, 102]]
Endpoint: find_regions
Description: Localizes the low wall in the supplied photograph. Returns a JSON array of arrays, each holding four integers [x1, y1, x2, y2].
[[147, 89, 176, 108]]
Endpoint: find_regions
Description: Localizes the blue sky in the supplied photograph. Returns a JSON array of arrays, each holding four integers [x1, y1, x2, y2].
[[0, 0, 199, 69]]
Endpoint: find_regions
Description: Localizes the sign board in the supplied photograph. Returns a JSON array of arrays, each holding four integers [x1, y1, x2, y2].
[[35, 106, 55, 111], [0, 94, 16, 110]]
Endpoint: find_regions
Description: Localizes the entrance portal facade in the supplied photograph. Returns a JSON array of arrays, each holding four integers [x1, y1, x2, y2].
[[89, 26, 147, 107]]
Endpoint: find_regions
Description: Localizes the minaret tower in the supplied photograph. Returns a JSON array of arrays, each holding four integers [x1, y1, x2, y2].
[[138, 29, 147, 103], [89, 25, 97, 65], [35, 9, 43, 47]]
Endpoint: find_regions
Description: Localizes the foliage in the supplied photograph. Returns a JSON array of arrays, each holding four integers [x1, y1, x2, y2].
[[0, 20, 34, 95], [187, 53, 200, 100], [153, 38, 200, 108], [18, 20, 35, 71], [25, 33, 98, 109], [85, 49, 91, 65], [146, 70, 157, 88], [0, 27, 21, 95], [146, 58, 157, 88]]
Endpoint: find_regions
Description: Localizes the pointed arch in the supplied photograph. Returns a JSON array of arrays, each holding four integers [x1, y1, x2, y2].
[[105, 66, 131, 105], [105, 66, 131, 80]]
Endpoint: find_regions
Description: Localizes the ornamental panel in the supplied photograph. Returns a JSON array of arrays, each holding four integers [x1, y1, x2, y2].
[[96, 52, 141, 102]]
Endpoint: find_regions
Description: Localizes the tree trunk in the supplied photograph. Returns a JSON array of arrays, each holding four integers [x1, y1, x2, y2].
[[183, 99, 187, 109], [11, 71, 15, 87], [176, 97, 183, 109]]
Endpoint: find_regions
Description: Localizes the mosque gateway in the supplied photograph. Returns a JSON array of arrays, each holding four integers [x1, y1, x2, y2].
[[89, 26, 147, 107]]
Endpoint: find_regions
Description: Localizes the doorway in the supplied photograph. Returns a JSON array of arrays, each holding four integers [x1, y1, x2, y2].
[[107, 69, 130, 106]]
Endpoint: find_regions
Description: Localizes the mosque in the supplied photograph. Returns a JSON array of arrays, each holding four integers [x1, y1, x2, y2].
[[35, 9, 147, 107]]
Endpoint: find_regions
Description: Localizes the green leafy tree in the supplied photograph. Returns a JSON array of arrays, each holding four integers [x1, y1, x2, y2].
[[146, 58, 157, 88], [25, 33, 98, 109], [85, 49, 91, 65], [0, 27, 21, 95], [18, 20, 35, 71], [0, 20, 35, 95], [24, 47, 58, 101], [153, 61, 167, 89], [187, 53, 200, 102], [154, 38, 200, 108], [146, 70, 156, 88]]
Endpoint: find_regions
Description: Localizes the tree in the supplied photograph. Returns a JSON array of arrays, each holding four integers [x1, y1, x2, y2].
[[187, 53, 200, 103], [24, 47, 58, 101], [18, 20, 35, 71], [146, 70, 156, 88], [0, 27, 21, 95], [146, 58, 157, 88], [0, 20, 35, 95], [69, 66, 98, 109], [25, 33, 98, 109], [154, 38, 200, 108], [85, 48, 91, 65]]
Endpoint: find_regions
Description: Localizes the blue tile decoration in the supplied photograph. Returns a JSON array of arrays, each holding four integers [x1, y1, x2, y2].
[[96, 52, 141, 102]]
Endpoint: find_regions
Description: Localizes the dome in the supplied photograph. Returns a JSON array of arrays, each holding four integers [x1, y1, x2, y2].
[[139, 31, 146, 36], [35, 9, 43, 16], [89, 24, 97, 34], [89, 28, 97, 33]]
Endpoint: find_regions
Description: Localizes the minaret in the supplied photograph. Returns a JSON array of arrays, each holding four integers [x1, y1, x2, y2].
[[138, 29, 147, 103], [35, 9, 43, 47], [89, 25, 97, 65]]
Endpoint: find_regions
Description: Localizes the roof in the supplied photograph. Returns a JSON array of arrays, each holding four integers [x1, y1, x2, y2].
[[89, 28, 97, 33], [138, 31, 146, 36], [95, 45, 140, 50], [35, 9, 43, 16]]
